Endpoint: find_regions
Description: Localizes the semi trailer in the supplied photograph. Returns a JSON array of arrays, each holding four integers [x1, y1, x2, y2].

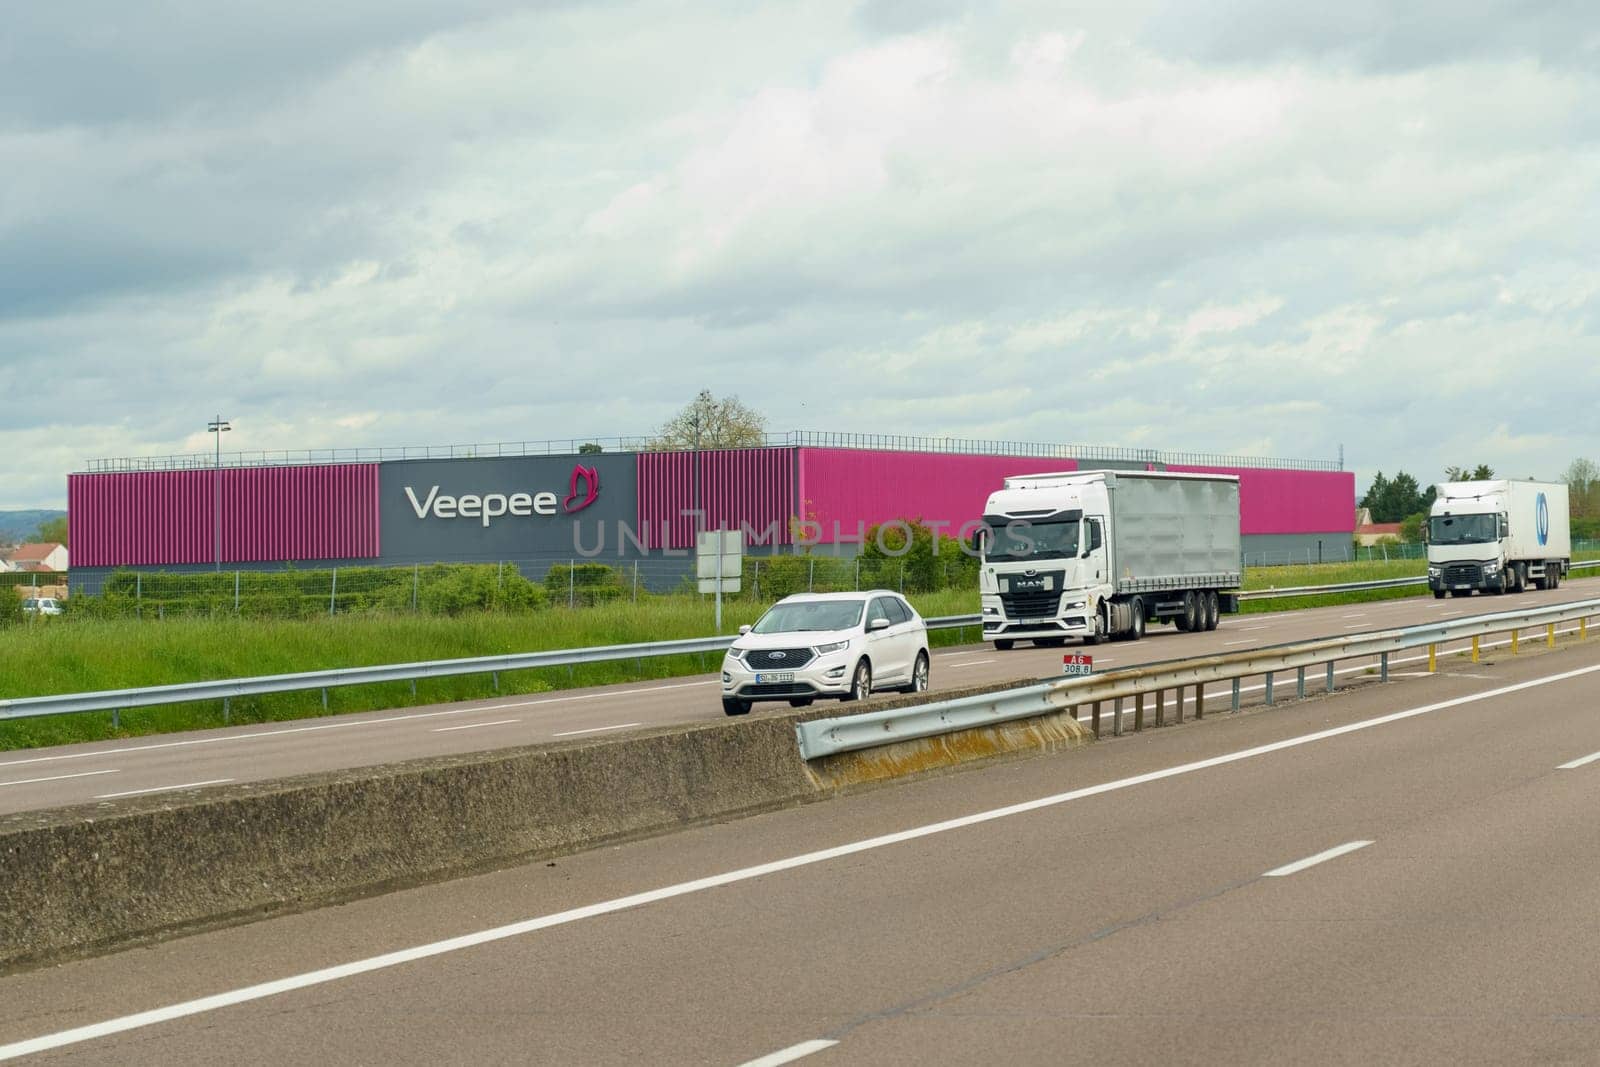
[[1426, 479, 1570, 597], [977, 470, 1242, 648]]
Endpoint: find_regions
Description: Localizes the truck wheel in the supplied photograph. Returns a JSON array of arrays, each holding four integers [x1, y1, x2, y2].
[[1184, 591, 1201, 632], [993, 639, 1015, 651], [1551, 564, 1561, 589], [1204, 590, 1220, 631], [1433, 590, 1446, 600], [1122, 598, 1145, 642], [1513, 563, 1527, 592]]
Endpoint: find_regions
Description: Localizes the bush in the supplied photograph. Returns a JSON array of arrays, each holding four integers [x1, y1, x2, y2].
[[544, 563, 626, 607]]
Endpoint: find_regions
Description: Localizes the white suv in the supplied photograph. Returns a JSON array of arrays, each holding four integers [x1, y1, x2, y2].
[[720, 591, 930, 716], [22, 597, 63, 616]]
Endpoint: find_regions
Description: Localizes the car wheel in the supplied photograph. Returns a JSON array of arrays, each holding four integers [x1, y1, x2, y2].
[[902, 651, 930, 694], [993, 639, 1015, 651], [722, 697, 752, 716], [788, 697, 815, 708], [843, 659, 872, 702]]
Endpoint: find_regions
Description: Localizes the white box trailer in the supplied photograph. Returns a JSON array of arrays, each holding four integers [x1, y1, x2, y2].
[[978, 470, 1242, 648], [1427, 480, 1571, 597]]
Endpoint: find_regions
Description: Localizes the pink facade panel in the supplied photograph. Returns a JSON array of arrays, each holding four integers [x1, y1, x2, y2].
[[636, 449, 797, 549], [1167, 466, 1354, 535], [69, 465, 380, 567], [798, 449, 1082, 542]]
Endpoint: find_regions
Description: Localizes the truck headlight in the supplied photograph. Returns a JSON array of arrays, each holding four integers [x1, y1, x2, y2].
[[1063, 600, 1086, 610], [1427, 566, 1440, 577]]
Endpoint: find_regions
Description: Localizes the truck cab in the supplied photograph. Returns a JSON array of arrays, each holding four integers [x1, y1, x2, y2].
[[978, 478, 1109, 648]]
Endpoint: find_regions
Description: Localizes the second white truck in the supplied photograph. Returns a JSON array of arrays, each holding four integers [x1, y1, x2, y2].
[[978, 470, 1242, 647], [1426, 479, 1571, 597]]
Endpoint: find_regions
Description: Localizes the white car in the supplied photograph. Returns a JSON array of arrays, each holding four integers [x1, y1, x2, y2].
[[720, 591, 930, 716], [22, 597, 62, 616]]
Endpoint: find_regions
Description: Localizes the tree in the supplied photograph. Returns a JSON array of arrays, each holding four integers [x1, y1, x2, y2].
[[650, 390, 767, 450], [1444, 464, 1496, 482], [1361, 470, 1431, 523], [578, 442, 604, 455], [32, 515, 67, 546], [1400, 511, 1427, 544], [1565, 457, 1599, 520]]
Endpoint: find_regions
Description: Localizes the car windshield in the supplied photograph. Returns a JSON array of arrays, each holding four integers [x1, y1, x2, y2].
[[751, 600, 865, 634], [23, 599, 38, 608], [984, 519, 1081, 563], [1429, 514, 1497, 545]]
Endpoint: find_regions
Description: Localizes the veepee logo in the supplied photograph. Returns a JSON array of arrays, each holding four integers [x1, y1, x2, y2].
[[1536, 492, 1549, 546], [404, 465, 600, 528]]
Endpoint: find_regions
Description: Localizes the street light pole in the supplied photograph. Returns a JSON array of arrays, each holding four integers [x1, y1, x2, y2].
[[208, 415, 231, 572]]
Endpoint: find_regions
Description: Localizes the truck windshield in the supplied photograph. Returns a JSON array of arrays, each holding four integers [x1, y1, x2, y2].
[[984, 520, 1080, 563], [1429, 514, 1497, 545]]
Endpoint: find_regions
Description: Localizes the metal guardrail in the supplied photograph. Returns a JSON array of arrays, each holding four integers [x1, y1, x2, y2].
[[4, 567, 1594, 725], [1239, 558, 1599, 600], [0, 615, 979, 724], [795, 597, 1600, 759]]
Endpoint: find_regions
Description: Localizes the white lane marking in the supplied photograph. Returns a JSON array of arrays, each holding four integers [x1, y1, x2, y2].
[[8, 661, 1599, 1063], [552, 723, 643, 738], [0, 681, 720, 770], [739, 1040, 840, 1067], [1439, 611, 1464, 617], [1224, 639, 1256, 646], [1341, 613, 1367, 619], [1343, 622, 1371, 629], [1263, 840, 1373, 878], [947, 659, 996, 669], [1558, 750, 1600, 770], [1239, 625, 1270, 632], [432, 719, 520, 733], [93, 779, 234, 800], [0, 769, 119, 788]]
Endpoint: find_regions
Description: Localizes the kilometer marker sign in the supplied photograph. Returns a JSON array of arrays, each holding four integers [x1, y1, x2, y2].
[[1062, 653, 1093, 677]]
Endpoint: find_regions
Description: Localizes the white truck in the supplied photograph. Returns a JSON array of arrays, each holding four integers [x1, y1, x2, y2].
[[1426, 479, 1570, 597], [977, 470, 1242, 647]]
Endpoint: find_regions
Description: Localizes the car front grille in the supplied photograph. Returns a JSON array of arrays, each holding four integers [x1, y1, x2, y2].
[[744, 647, 818, 670], [740, 683, 820, 697]]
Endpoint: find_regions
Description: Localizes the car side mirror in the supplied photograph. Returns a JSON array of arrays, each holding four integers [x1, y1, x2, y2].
[[738, 624, 751, 635], [868, 617, 891, 632]]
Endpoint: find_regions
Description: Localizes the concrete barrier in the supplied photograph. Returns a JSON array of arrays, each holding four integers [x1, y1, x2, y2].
[[0, 676, 1071, 971]]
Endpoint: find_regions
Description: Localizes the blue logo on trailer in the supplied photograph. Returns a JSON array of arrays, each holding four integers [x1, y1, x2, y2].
[[1536, 493, 1549, 546]]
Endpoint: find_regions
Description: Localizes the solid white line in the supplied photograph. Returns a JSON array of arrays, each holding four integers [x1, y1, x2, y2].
[[0, 681, 720, 771], [552, 723, 643, 738], [947, 659, 995, 669], [1557, 750, 1600, 770], [0, 769, 119, 788], [93, 779, 234, 800], [739, 1040, 840, 1067], [1263, 840, 1373, 877], [7, 660, 1600, 1062], [432, 719, 520, 733]]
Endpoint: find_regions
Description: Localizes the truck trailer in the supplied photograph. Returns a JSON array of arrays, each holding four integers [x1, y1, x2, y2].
[[978, 470, 1242, 648], [1426, 479, 1570, 597]]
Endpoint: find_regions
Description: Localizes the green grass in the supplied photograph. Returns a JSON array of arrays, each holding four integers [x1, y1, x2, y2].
[[5, 555, 1593, 751], [0, 589, 981, 750]]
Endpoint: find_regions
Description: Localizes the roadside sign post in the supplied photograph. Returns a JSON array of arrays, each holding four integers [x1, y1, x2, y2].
[[697, 530, 744, 632]]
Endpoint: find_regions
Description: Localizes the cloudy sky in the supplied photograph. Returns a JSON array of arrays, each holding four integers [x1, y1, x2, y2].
[[4, 0, 1597, 509]]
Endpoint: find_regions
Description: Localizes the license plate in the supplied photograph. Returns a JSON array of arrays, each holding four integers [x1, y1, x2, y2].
[[1062, 654, 1093, 677], [1454, 585, 1471, 590], [756, 672, 794, 684]]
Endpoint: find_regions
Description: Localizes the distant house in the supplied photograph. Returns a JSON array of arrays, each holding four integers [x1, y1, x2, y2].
[[4, 542, 68, 572], [1353, 522, 1404, 546]]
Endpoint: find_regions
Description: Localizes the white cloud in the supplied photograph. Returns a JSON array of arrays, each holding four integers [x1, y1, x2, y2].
[[1, 0, 1597, 509]]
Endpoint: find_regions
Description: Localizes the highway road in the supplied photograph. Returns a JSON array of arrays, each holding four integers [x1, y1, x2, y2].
[[3, 579, 1598, 815], [4, 626, 1599, 1063]]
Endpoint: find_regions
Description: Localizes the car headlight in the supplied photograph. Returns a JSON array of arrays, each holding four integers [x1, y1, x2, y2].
[[815, 640, 849, 655], [726, 648, 747, 662]]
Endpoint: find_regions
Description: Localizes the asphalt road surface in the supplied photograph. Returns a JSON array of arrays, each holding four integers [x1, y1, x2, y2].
[[3, 579, 1598, 815], [4, 627, 1599, 1063]]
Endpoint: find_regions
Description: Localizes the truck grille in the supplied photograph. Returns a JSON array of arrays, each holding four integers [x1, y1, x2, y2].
[[999, 590, 1063, 619], [1443, 563, 1481, 585], [745, 648, 817, 670]]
